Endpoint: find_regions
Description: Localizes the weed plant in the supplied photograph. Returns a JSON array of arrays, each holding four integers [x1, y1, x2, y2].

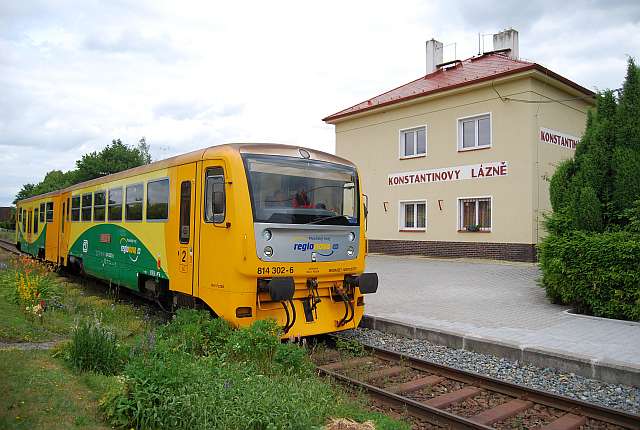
[[335, 336, 366, 357], [101, 309, 408, 430], [67, 319, 126, 375]]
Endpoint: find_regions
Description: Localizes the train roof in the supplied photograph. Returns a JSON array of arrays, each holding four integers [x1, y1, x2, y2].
[[17, 143, 355, 204]]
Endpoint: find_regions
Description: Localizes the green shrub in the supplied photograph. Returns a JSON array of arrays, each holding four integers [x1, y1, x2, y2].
[[155, 308, 232, 356], [335, 336, 366, 357], [101, 352, 339, 430], [539, 231, 640, 320], [572, 186, 603, 231], [67, 319, 127, 374], [100, 310, 408, 429], [273, 342, 313, 376], [225, 318, 281, 364]]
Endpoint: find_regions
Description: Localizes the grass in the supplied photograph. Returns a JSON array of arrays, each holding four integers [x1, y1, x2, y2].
[[0, 228, 15, 243], [0, 349, 112, 430]]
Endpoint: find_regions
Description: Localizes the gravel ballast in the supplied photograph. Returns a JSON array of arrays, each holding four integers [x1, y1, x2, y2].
[[341, 328, 640, 415]]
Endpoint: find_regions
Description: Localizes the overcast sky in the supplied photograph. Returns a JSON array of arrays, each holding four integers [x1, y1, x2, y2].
[[1, 0, 639, 205]]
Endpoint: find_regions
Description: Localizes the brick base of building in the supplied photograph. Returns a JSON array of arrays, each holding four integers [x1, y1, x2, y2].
[[368, 239, 537, 262]]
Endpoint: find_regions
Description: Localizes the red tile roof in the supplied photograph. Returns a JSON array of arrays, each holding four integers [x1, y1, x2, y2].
[[323, 52, 594, 123]]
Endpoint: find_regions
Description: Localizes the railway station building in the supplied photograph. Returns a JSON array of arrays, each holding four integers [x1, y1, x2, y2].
[[323, 29, 595, 262]]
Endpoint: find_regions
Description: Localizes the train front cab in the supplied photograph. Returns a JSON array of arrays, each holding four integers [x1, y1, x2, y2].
[[192, 145, 378, 338]]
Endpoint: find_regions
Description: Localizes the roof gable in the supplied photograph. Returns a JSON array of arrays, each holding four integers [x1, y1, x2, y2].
[[323, 52, 594, 123]]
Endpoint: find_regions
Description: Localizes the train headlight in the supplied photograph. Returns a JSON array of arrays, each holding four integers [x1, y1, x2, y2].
[[263, 229, 272, 241], [347, 246, 355, 256], [264, 246, 273, 257], [348, 232, 355, 242]]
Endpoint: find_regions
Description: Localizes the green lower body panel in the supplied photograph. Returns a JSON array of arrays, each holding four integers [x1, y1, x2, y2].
[[68, 224, 168, 291], [18, 225, 46, 258]]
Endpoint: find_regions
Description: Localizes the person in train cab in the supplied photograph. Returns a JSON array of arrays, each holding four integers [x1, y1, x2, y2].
[[292, 190, 312, 208]]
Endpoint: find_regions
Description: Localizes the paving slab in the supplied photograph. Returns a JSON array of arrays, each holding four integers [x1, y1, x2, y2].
[[363, 254, 640, 385]]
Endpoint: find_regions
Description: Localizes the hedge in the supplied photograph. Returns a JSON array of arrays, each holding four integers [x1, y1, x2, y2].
[[538, 231, 640, 321]]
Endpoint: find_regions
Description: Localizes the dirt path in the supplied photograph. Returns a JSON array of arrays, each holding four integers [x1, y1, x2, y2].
[[0, 340, 65, 351]]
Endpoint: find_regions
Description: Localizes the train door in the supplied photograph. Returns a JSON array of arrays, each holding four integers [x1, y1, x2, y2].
[[59, 195, 70, 266], [169, 164, 197, 296], [196, 159, 232, 312], [27, 209, 32, 241]]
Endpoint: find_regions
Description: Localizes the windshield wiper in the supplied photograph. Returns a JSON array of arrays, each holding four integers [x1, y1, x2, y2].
[[306, 215, 349, 225]]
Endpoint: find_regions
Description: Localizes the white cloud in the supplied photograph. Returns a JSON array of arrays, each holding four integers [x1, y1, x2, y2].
[[0, 0, 638, 205]]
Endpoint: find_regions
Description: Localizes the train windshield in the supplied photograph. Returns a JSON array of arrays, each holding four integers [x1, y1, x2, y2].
[[243, 154, 359, 226]]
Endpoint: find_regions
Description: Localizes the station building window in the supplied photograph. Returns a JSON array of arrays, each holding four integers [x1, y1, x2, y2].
[[147, 178, 169, 221], [81, 193, 92, 221], [458, 197, 492, 232], [94, 191, 106, 222], [108, 188, 123, 222], [399, 126, 427, 158], [458, 113, 491, 151], [46, 202, 54, 222], [399, 200, 426, 231], [39, 203, 45, 223], [126, 183, 144, 221], [71, 196, 81, 221]]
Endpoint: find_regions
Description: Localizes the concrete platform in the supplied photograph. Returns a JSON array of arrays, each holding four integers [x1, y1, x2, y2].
[[362, 254, 640, 386]]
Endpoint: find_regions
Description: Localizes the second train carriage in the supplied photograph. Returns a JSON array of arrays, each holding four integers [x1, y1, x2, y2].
[[15, 144, 378, 337]]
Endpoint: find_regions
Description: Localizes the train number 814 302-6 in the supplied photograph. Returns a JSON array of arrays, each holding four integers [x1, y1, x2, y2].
[[257, 266, 294, 276]]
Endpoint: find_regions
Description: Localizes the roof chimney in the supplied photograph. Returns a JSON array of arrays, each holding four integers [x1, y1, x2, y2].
[[426, 39, 443, 74], [492, 28, 519, 59]]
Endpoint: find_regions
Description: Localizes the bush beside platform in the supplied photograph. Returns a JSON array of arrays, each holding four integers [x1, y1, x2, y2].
[[539, 231, 640, 321]]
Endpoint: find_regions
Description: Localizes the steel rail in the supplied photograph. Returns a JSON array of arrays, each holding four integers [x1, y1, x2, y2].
[[318, 365, 493, 429], [368, 345, 640, 429], [0, 239, 21, 255]]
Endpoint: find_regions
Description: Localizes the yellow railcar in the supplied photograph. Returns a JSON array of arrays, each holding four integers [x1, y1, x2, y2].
[[15, 144, 378, 336]]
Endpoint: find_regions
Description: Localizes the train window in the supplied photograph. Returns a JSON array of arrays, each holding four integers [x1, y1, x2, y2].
[[204, 167, 225, 223], [34, 208, 39, 233], [94, 191, 106, 221], [62, 202, 65, 232], [22, 209, 26, 231], [81, 193, 92, 221], [126, 183, 144, 221], [147, 178, 169, 221], [28, 211, 32, 234], [40, 203, 45, 223], [66, 198, 70, 221], [179, 181, 191, 243], [108, 187, 123, 221], [18, 208, 22, 223], [71, 196, 81, 221], [46, 202, 54, 222]]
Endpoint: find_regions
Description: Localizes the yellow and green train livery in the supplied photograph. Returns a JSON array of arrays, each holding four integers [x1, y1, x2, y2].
[[15, 144, 378, 337]]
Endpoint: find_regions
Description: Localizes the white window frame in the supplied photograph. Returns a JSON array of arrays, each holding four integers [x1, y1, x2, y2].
[[456, 196, 493, 232], [398, 125, 427, 159], [398, 200, 427, 231], [457, 112, 492, 152]]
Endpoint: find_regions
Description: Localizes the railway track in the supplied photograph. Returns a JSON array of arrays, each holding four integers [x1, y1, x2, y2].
[[317, 340, 640, 430], [0, 239, 21, 255]]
